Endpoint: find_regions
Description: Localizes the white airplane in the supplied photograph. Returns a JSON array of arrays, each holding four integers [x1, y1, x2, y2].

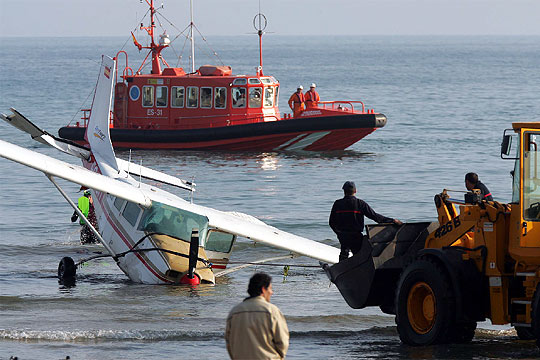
[[0, 56, 339, 285]]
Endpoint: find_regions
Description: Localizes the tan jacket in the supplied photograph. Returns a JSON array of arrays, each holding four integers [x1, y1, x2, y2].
[[225, 296, 289, 360]]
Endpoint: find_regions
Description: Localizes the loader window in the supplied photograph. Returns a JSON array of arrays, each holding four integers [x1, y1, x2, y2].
[[138, 201, 209, 243], [523, 132, 540, 221], [512, 136, 521, 204]]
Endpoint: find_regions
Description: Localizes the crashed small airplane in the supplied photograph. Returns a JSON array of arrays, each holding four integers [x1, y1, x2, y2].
[[0, 56, 339, 285]]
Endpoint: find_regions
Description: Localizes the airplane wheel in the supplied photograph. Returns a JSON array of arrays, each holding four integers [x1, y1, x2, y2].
[[532, 283, 540, 347], [58, 257, 76, 281], [395, 258, 455, 346]]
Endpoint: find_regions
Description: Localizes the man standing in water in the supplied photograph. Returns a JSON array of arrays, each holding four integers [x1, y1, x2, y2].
[[330, 181, 402, 261], [71, 189, 99, 244], [225, 272, 289, 360]]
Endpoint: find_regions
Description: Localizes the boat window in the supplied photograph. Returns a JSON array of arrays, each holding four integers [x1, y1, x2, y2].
[[142, 86, 154, 107], [249, 87, 262, 108], [122, 201, 142, 227], [205, 230, 235, 253], [274, 86, 279, 106], [232, 87, 246, 108], [232, 78, 247, 86], [214, 87, 227, 109], [156, 86, 168, 107], [261, 78, 272, 85], [171, 86, 185, 108], [187, 87, 198, 108], [137, 201, 209, 243], [200, 87, 212, 109], [264, 87, 274, 107], [248, 78, 261, 84], [114, 197, 126, 211]]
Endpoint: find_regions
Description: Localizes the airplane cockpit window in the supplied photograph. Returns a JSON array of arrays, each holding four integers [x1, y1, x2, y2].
[[249, 87, 262, 108], [138, 201, 209, 243], [523, 132, 540, 221], [205, 231, 235, 253], [114, 197, 126, 211], [123, 201, 142, 227]]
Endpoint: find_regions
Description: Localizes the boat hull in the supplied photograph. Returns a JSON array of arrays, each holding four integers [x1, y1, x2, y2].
[[59, 113, 386, 151]]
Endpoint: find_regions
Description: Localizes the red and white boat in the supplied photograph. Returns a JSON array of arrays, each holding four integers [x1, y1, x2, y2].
[[58, 0, 387, 151]]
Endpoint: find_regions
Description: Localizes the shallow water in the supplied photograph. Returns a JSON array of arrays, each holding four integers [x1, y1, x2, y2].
[[1, 35, 540, 358]]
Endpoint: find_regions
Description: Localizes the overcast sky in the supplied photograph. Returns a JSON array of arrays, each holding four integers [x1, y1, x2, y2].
[[1, 0, 539, 37]]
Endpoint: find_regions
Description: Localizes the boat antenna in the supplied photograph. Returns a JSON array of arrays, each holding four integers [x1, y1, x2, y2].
[[253, 3, 267, 76], [135, 0, 170, 75], [189, 0, 195, 73]]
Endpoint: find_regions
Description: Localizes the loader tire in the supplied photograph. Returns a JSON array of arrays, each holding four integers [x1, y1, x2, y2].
[[395, 258, 455, 346], [532, 283, 540, 347]]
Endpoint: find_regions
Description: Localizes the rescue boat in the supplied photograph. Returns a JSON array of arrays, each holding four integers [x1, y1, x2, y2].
[[58, 0, 387, 151]]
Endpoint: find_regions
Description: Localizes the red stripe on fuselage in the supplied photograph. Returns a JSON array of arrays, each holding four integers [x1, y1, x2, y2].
[[86, 159, 172, 283]]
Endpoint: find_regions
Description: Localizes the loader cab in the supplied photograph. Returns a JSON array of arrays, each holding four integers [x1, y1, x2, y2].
[[503, 123, 540, 260]]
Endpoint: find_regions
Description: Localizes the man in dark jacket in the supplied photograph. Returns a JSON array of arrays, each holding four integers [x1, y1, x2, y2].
[[465, 172, 493, 201], [329, 181, 402, 261]]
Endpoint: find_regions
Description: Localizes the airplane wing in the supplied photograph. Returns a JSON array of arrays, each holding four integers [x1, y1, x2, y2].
[[1, 108, 91, 160], [1, 108, 194, 191], [179, 202, 340, 264], [0, 139, 151, 208], [116, 158, 195, 191]]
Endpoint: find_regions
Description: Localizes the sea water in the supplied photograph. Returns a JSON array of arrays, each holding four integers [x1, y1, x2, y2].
[[1, 35, 540, 359]]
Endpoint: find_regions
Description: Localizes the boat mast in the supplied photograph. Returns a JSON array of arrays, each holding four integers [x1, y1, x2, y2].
[[190, 0, 195, 73], [253, 5, 267, 76], [136, 0, 169, 75]]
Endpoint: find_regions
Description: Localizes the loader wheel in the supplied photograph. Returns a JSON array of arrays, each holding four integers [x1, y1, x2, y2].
[[395, 258, 455, 346], [532, 283, 540, 347]]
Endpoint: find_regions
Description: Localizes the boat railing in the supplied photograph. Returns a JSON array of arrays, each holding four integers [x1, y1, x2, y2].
[[76, 109, 115, 128], [318, 101, 366, 113], [115, 51, 134, 82]]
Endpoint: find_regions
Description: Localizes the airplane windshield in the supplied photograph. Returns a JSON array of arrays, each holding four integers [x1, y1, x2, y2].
[[137, 202, 209, 243]]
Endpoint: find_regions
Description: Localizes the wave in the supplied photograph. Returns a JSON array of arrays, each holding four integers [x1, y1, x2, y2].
[[0, 329, 223, 342]]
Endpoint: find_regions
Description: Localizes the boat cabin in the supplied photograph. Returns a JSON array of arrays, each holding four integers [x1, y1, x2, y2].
[[113, 65, 281, 131]]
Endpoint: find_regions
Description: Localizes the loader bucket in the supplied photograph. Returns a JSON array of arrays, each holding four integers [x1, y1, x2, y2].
[[323, 238, 375, 309], [323, 222, 436, 309]]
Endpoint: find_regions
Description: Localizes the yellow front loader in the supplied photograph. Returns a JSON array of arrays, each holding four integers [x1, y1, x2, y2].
[[325, 122, 540, 346]]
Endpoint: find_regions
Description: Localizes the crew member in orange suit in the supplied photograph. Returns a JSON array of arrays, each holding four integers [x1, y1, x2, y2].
[[304, 83, 320, 109], [288, 85, 305, 117]]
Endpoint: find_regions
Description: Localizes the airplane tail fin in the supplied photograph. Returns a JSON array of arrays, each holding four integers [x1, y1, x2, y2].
[[85, 56, 119, 175]]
